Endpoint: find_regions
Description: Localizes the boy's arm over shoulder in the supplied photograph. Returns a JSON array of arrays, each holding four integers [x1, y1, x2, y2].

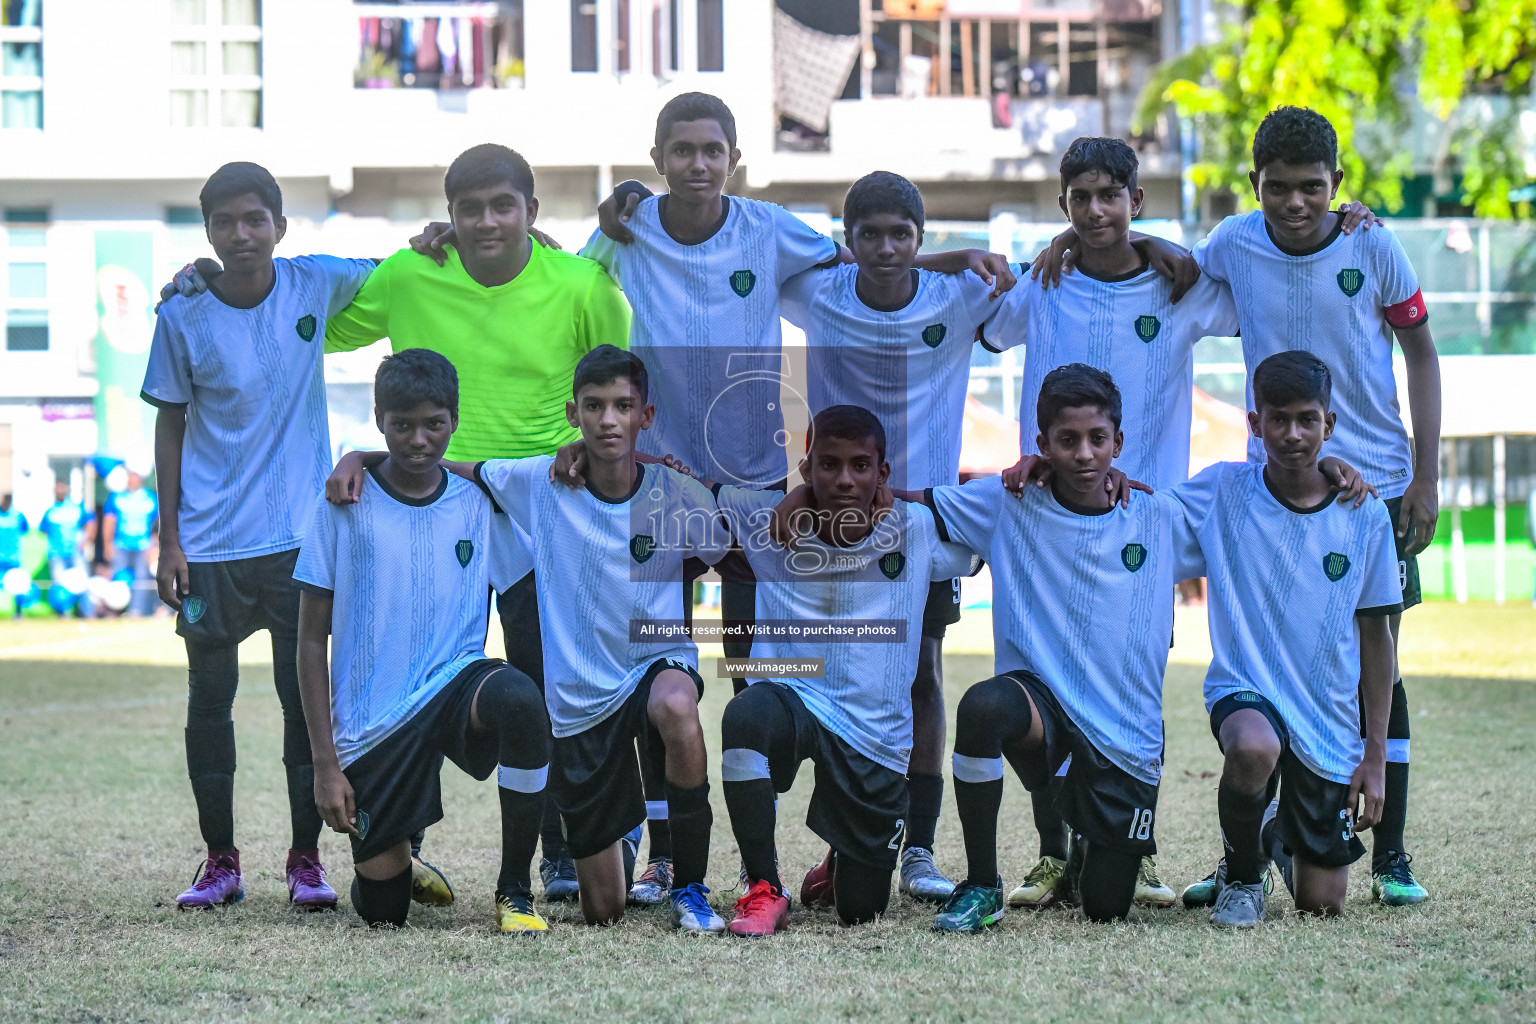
[[676, 471, 735, 564], [976, 266, 1032, 352], [1180, 272, 1241, 341], [141, 309, 192, 408], [768, 201, 841, 281], [911, 501, 984, 579], [292, 253, 377, 317], [925, 476, 1006, 557], [1149, 489, 1207, 581], [474, 456, 551, 533], [778, 263, 837, 330], [579, 225, 621, 279], [324, 249, 402, 353], [1192, 215, 1236, 282]]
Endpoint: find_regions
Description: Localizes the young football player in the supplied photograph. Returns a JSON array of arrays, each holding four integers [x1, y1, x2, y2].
[[754, 170, 1023, 903], [39, 478, 94, 616], [918, 365, 1204, 929], [101, 470, 158, 617], [0, 493, 28, 617], [1179, 107, 1440, 907], [471, 345, 733, 933], [714, 405, 980, 935], [141, 162, 374, 911], [296, 349, 551, 933], [1179, 351, 1398, 926]]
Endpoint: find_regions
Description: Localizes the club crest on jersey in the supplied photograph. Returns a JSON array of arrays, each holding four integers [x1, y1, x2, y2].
[[183, 595, 206, 623], [295, 313, 317, 342], [631, 534, 657, 564], [1337, 268, 1364, 297], [1121, 542, 1147, 572], [1323, 551, 1351, 582], [455, 539, 473, 568], [729, 270, 756, 298], [921, 323, 947, 348], [1133, 315, 1161, 343], [878, 551, 905, 580]]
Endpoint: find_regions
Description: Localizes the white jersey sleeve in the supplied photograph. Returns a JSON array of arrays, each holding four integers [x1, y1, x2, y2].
[[1192, 219, 1232, 283], [1183, 274, 1241, 340], [776, 265, 829, 331], [771, 205, 839, 282], [475, 456, 551, 535], [678, 473, 735, 565], [292, 495, 338, 592], [1357, 503, 1406, 613], [579, 228, 620, 279], [926, 476, 1004, 558], [141, 312, 193, 406], [976, 266, 1032, 352], [1372, 227, 1422, 310], [294, 254, 375, 317]]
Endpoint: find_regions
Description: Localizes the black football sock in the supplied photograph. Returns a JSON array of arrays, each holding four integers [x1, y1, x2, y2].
[[1372, 679, 1412, 868], [724, 777, 781, 890], [351, 866, 411, 927], [833, 853, 894, 925], [1032, 788, 1069, 861], [496, 781, 544, 896], [284, 764, 323, 853], [186, 720, 237, 852], [665, 780, 712, 888], [639, 724, 672, 862], [902, 772, 943, 853], [952, 675, 1032, 886], [471, 667, 550, 894], [1218, 777, 1268, 886], [1078, 841, 1139, 922]]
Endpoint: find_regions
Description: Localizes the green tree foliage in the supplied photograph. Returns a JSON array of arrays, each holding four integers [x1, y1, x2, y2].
[[1137, 0, 1536, 217]]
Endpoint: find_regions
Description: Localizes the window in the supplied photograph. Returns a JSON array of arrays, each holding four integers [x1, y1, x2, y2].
[[3, 208, 49, 352], [165, 205, 203, 225], [571, 0, 597, 72], [0, 0, 42, 129], [696, 0, 722, 71], [169, 0, 262, 128]]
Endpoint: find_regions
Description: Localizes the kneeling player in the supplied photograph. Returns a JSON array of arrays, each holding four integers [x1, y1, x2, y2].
[[924, 365, 1206, 928], [295, 350, 551, 932], [716, 406, 980, 935], [1180, 351, 1397, 926]]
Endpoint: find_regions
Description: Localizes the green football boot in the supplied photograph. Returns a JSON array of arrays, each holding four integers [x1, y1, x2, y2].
[[1372, 852, 1427, 906], [932, 879, 1006, 934], [1181, 859, 1225, 909]]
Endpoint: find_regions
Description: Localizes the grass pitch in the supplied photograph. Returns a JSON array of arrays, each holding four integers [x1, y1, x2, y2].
[[0, 603, 1533, 1023]]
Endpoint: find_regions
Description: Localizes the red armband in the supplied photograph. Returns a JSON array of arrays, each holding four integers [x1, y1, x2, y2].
[[1384, 289, 1428, 328]]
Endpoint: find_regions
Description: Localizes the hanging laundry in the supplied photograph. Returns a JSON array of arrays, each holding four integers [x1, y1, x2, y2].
[[438, 16, 458, 82]]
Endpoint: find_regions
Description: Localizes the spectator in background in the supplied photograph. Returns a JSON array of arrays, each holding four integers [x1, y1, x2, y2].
[[103, 470, 159, 616], [0, 493, 29, 619], [40, 479, 95, 616]]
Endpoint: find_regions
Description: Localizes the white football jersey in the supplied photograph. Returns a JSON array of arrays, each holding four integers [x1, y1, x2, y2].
[[716, 486, 979, 774], [930, 477, 1204, 784], [981, 266, 1239, 491], [293, 468, 492, 768], [477, 456, 733, 737], [581, 196, 838, 488], [142, 255, 374, 560], [1196, 211, 1425, 498], [780, 264, 1010, 490], [1174, 461, 1403, 782]]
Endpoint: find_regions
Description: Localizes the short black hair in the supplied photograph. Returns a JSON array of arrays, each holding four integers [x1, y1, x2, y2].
[[1252, 350, 1332, 411], [444, 143, 536, 205], [1037, 363, 1122, 432], [1059, 137, 1138, 195], [199, 162, 282, 224], [375, 348, 459, 416], [809, 405, 886, 464], [573, 344, 649, 403], [1252, 106, 1338, 173], [655, 92, 737, 150], [843, 171, 925, 235]]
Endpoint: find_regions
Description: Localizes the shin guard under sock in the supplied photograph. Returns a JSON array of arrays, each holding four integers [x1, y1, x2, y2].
[[1218, 778, 1268, 886], [902, 772, 943, 853], [724, 777, 780, 889], [1373, 679, 1412, 867], [665, 781, 712, 888]]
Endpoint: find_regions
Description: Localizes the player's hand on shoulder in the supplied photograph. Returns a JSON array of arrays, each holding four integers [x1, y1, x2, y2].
[[1030, 229, 1077, 289], [1001, 454, 1051, 497], [409, 221, 455, 266], [1319, 456, 1378, 508], [769, 484, 816, 550], [1336, 201, 1384, 234], [155, 540, 189, 611], [548, 441, 588, 489], [155, 259, 221, 312], [966, 250, 1016, 299], [660, 453, 695, 479], [529, 226, 563, 251], [314, 763, 359, 836], [1105, 467, 1152, 508], [325, 451, 370, 505], [1136, 236, 1199, 303], [597, 189, 642, 245]]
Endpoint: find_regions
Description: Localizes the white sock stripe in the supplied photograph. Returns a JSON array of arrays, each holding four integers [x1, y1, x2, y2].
[[497, 764, 548, 793], [721, 748, 771, 782], [645, 800, 669, 820], [1386, 738, 1410, 763], [1055, 753, 1073, 777], [951, 753, 1004, 783]]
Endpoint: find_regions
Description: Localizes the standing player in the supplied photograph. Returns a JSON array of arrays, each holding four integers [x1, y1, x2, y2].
[[296, 349, 551, 933], [0, 494, 28, 618], [982, 137, 1240, 910], [322, 142, 631, 905], [40, 478, 94, 613], [1180, 107, 1439, 907], [717, 405, 980, 935], [142, 161, 374, 910], [768, 171, 1017, 903], [472, 345, 733, 932], [102, 470, 158, 617], [921, 365, 1206, 929], [1178, 352, 1398, 926]]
